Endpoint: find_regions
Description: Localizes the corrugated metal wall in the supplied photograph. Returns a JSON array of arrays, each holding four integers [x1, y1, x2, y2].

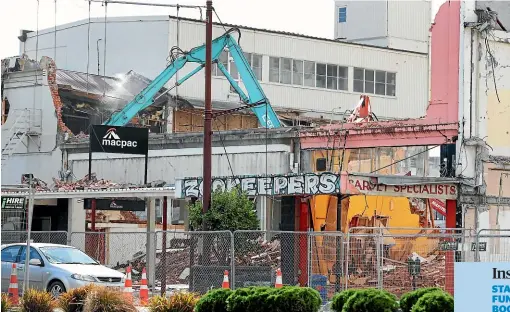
[[69, 148, 290, 185], [168, 19, 429, 119]]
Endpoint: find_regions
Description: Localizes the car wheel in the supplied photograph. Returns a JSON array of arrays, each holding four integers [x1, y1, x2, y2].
[[48, 281, 66, 298]]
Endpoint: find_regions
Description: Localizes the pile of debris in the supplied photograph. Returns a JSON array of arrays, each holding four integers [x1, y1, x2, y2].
[[235, 238, 282, 269], [52, 173, 139, 190], [381, 254, 446, 296], [346, 252, 447, 296], [21, 175, 51, 191]]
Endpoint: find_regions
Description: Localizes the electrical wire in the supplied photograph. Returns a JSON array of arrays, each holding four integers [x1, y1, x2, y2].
[[212, 116, 235, 178], [86, 0, 91, 94], [103, 1, 108, 96], [54, 0, 57, 62], [370, 145, 441, 174]]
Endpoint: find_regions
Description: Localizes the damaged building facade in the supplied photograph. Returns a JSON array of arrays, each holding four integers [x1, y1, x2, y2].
[[1, 0, 509, 292], [1, 13, 430, 233]]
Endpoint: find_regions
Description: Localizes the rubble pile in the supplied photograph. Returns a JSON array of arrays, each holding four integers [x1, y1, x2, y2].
[[22, 175, 51, 191], [381, 254, 446, 296], [235, 239, 282, 269], [52, 173, 120, 190], [346, 253, 446, 296]]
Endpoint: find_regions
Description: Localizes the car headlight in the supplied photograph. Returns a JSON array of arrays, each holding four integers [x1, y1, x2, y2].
[[71, 274, 96, 282]]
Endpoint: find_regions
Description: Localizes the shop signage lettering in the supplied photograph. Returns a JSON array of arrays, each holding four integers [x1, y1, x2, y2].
[[1, 197, 26, 209], [347, 177, 457, 200], [179, 173, 340, 198], [90, 125, 148, 155]]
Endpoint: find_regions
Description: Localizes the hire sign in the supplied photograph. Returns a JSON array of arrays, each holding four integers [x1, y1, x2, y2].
[[177, 172, 341, 198]]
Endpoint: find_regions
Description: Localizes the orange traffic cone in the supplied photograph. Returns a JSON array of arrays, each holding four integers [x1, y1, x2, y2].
[[222, 270, 230, 289], [275, 269, 283, 288], [124, 266, 133, 302], [8, 263, 19, 305], [140, 268, 149, 306]]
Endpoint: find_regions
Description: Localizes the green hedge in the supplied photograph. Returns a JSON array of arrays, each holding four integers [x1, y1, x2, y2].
[[399, 288, 443, 312], [342, 288, 399, 312], [224, 286, 321, 312], [195, 289, 233, 312], [410, 291, 453, 312], [331, 289, 359, 312]]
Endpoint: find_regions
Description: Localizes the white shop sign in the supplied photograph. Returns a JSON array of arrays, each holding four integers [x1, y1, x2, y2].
[[177, 173, 340, 198]]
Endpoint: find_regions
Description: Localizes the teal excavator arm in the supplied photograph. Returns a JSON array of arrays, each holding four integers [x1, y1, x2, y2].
[[103, 28, 281, 128]]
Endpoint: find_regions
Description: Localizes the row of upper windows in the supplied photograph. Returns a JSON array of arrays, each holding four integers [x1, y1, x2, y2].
[[212, 51, 396, 97]]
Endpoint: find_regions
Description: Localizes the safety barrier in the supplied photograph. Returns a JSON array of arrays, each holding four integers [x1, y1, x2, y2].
[[1, 231, 68, 245], [59, 228, 504, 300]]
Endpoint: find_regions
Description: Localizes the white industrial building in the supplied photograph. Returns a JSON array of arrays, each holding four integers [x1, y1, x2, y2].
[[16, 15, 429, 121]]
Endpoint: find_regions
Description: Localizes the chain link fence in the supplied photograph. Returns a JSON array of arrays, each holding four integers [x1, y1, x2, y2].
[[69, 231, 148, 272], [233, 231, 309, 290], [154, 230, 233, 295], [1, 231, 68, 245], [344, 227, 476, 297], [308, 232, 346, 301], [475, 229, 510, 262], [57, 228, 506, 300]]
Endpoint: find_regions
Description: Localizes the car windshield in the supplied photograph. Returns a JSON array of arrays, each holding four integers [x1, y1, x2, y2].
[[39, 247, 98, 265]]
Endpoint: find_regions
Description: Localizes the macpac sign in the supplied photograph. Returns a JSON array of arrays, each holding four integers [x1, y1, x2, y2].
[[90, 125, 148, 155], [177, 172, 340, 198]]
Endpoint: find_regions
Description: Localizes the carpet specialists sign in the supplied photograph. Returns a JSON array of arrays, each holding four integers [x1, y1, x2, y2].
[[90, 125, 149, 155], [177, 173, 340, 198], [455, 262, 510, 312], [1, 197, 26, 209]]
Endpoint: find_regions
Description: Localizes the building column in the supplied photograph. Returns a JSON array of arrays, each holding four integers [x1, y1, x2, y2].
[[67, 198, 86, 249], [445, 199, 456, 295], [146, 198, 156, 291]]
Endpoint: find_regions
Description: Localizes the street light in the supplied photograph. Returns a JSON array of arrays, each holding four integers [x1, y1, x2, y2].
[[407, 256, 421, 290]]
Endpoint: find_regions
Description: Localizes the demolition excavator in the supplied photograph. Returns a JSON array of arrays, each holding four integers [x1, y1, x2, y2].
[[103, 27, 388, 285], [102, 28, 281, 129]]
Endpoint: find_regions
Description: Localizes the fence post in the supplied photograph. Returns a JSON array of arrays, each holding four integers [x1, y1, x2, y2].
[[376, 229, 383, 289], [307, 231, 312, 287], [231, 231, 235, 289]]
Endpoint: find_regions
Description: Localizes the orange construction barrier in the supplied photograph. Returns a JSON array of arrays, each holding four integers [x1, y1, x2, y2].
[[140, 268, 149, 306], [222, 270, 230, 289], [8, 263, 19, 305], [275, 268, 283, 288], [124, 266, 133, 302]]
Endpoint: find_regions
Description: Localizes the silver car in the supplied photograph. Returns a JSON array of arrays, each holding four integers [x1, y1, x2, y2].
[[1, 243, 125, 297]]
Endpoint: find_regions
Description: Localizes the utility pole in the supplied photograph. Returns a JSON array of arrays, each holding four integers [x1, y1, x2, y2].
[[202, 0, 213, 224]]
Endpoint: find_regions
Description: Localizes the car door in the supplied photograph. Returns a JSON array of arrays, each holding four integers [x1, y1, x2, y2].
[[1, 245, 23, 292], [18, 246, 45, 290]]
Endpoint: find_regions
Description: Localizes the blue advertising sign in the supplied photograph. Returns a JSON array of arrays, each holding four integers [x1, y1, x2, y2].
[[455, 262, 510, 312]]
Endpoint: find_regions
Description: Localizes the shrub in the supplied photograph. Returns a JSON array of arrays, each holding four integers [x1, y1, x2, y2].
[[227, 286, 321, 312], [399, 288, 443, 312], [410, 291, 453, 312], [21, 288, 56, 312], [2, 293, 12, 311], [83, 287, 137, 312], [227, 287, 273, 312], [58, 284, 97, 312], [342, 288, 399, 312], [147, 291, 199, 312], [331, 289, 359, 312], [271, 286, 322, 312], [195, 288, 232, 312]]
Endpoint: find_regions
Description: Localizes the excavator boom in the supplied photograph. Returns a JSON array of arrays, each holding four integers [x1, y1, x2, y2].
[[103, 28, 281, 128]]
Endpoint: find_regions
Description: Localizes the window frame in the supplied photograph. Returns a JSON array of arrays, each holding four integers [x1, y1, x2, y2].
[[338, 7, 347, 23], [1, 245, 22, 263], [18, 246, 44, 265], [353, 67, 396, 96]]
